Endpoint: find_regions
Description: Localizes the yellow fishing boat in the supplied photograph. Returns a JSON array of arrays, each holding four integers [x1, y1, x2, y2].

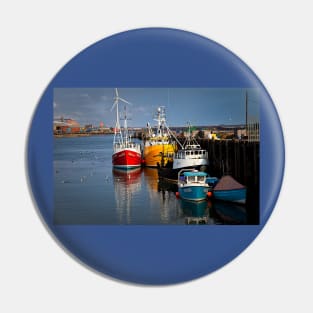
[[143, 140, 176, 167], [143, 107, 177, 167]]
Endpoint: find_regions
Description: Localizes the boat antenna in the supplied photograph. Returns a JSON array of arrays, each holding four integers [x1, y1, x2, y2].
[[122, 105, 132, 144], [182, 121, 201, 148], [165, 124, 184, 149], [146, 122, 153, 138]]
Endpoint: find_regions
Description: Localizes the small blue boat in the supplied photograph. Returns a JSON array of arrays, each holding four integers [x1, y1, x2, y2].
[[205, 176, 219, 187], [213, 188, 246, 204], [213, 175, 246, 204], [177, 169, 210, 201]]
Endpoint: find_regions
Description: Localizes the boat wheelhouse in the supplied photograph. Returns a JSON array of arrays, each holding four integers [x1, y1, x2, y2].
[[177, 169, 210, 201], [173, 146, 208, 169]]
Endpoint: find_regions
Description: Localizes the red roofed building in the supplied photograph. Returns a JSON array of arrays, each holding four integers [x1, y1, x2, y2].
[[54, 118, 81, 134]]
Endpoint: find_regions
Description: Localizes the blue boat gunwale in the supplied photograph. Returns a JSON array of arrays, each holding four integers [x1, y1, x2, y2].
[[213, 188, 247, 204], [213, 187, 246, 192], [182, 171, 208, 177]]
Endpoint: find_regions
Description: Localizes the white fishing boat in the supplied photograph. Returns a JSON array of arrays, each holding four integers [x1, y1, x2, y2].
[[173, 123, 208, 169], [158, 123, 209, 181]]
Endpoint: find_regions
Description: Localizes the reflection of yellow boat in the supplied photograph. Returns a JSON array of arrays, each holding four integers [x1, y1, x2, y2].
[[143, 167, 177, 223], [143, 106, 177, 167], [143, 167, 159, 192]]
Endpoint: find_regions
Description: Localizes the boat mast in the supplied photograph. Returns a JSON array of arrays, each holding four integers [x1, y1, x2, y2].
[[146, 122, 153, 138], [112, 88, 122, 145], [186, 121, 192, 147], [123, 105, 129, 145], [153, 106, 170, 139], [182, 121, 201, 149], [245, 90, 248, 132], [154, 106, 163, 138], [111, 88, 132, 145]]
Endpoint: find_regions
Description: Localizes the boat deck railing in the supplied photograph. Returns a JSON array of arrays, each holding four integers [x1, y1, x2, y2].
[[175, 150, 208, 159]]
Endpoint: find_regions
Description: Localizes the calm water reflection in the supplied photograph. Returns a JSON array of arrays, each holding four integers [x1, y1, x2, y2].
[[54, 135, 247, 225]]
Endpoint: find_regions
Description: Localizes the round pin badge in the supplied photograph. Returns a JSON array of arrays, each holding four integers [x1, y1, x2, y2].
[[27, 28, 284, 285]]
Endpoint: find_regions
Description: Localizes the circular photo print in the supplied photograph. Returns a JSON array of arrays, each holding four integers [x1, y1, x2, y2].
[[27, 28, 284, 285]]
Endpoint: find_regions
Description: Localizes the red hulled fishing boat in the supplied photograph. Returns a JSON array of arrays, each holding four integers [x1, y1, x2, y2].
[[111, 88, 142, 169]]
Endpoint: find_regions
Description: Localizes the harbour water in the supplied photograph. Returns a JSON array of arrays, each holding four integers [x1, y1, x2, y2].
[[54, 135, 251, 225]]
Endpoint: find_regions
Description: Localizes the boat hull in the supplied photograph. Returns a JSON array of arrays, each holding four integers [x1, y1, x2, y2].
[[173, 157, 208, 169], [213, 188, 246, 204], [143, 144, 176, 167], [112, 149, 142, 168], [178, 185, 210, 201]]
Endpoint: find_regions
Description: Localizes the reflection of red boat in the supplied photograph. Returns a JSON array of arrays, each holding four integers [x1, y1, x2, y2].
[[112, 167, 142, 185], [112, 168, 142, 224], [111, 88, 142, 169]]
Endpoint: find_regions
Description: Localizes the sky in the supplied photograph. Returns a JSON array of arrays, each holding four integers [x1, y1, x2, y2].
[[53, 88, 259, 127]]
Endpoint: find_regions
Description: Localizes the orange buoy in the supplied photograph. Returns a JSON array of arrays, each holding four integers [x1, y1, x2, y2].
[[175, 192, 180, 198], [207, 191, 213, 198]]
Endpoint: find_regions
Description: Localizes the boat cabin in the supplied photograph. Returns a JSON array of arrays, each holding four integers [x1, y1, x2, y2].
[[179, 171, 207, 184], [185, 144, 201, 149], [113, 141, 141, 153], [175, 149, 208, 160], [145, 137, 170, 146], [114, 142, 139, 148]]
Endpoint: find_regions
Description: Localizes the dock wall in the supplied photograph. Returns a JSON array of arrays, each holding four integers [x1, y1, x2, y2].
[[197, 139, 260, 224]]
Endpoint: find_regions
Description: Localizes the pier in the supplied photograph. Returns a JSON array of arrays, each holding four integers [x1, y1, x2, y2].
[[197, 139, 259, 186], [197, 139, 260, 224], [164, 138, 259, 224]]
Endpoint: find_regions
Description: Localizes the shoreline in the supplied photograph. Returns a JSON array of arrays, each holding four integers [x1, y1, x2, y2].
[[54, 133, 114, 138]]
